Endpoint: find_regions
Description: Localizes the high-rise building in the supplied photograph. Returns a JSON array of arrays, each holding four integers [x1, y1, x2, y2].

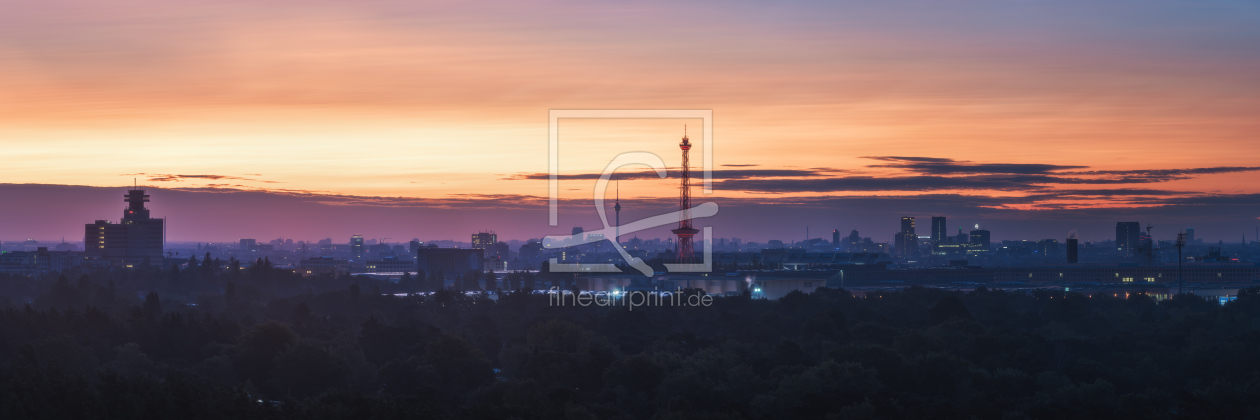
[[1186, 227, 1196, 244], [409, 240, 422, 255], [1037, 239, 1060, 258], [969, 227, 991, 250], [1116, 222, 1141, 257], [846, 230, 861, 252], [1068, 237, 1078, 263], [471, 231, 497, 249], [897, 217, 918, 257], [84, 189, 165, 265], [350, 234, 365, 259], [931, 217, 947, 244], [832, 229, 840, 248], [239, 239, 257, 250]]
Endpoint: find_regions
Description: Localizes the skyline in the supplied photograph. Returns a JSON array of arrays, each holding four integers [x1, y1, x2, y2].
[[2, 0, 1259, 243], [0, 183, 1257, 245]]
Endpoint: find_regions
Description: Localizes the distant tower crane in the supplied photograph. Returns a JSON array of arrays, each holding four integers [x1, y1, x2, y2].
[[672, 127, 700, 263]]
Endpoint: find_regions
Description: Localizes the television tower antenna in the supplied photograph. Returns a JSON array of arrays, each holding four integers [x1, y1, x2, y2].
[[671, 128, 699, 263], [614, 180, 621, 245]]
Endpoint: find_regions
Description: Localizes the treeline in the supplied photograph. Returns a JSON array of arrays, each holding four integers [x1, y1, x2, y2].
[[3, 267, 1260, 419]]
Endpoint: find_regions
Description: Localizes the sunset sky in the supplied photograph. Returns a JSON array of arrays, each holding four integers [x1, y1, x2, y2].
[[1, 0, 1258, 243]]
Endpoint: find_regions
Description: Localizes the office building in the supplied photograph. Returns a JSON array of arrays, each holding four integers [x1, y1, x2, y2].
[[416, 246, 483, 281], [846, 230, 862, 252], [1116, 222, 1141, 257], [365, 256, 415, 273], [299, 256, 349, 276], [1037, 239, 1060, 258], [1067, 238, 1079, 263], [896, 217, 918, 257], [84, 189, 165, 265], [471, 231, 497, 249], [969, 227, 991, 251], [350, 235, 365, 259], [931, 217, 947, 244], [519, 241, 543, 259]]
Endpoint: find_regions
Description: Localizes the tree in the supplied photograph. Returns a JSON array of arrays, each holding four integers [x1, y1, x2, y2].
[[928, 295, 971, 321], [523, 271, 537, 291], [271, 342, 352, 398], [484, 271, 498, 291], [143, 292, 161, 318], [507, 271, 522, 291], [202, 253, 213, 274], [293, 302, 311, 321], [423, 334, 494, 394], [231, 321, 299, 390]]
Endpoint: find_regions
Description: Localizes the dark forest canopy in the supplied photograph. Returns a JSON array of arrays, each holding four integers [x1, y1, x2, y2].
[[2, 264, 1260, 419]]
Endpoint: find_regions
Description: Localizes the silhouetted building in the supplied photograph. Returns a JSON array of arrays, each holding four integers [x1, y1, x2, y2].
[[350, 235, 365, 259], [832, 229, 840, 248], [954, 228, 969, 244], [896, 217, 918, 257], [299, 256, 349, 276], [1037, 239, 1059, 258], [239, 239, 257, 250], [84, 189, 164, 266], [969, 228, 991, 251], [1187, 227, 1197, 244], [519, 241, 542, 257], [1116, 222, 1141, 257], [846, 229, 866, 252], [931, 216, 947, 244], [365, 256, 414, 273], [1067, 238, 1079, 263], [489, 242, 509, 260], [416, 246, 483, 281]]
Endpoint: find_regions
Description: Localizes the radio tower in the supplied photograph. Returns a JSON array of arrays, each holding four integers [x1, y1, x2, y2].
[[672, 127, 700, 263], [614, 181, 621, 245]]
